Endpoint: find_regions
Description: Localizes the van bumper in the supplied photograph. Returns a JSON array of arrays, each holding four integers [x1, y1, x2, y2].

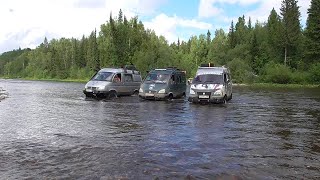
[[139, 92, 167, 100], [188, 95, 225, 104], [83, 90, 108, 98]]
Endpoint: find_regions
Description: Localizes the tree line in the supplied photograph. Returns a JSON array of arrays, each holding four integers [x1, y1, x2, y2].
[[0, 0, 319, 84]]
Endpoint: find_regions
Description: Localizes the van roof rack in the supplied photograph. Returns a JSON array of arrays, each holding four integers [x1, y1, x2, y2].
[[166, 67, 180, 70], [124, 65, 137, 71], [200, 63, 214, 67]]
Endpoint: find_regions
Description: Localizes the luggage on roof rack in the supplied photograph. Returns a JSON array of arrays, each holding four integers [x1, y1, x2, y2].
[[200, 63, 214, 67]]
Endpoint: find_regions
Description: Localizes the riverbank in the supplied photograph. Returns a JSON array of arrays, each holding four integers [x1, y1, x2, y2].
[[233, 83, 320, 88], [1, 77, 319, 88], [0, 77, 88, 83]]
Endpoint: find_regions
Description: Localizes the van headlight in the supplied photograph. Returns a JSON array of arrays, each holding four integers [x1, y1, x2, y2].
[[158, 89, 166, 94], [189, 88, 195, 95], [97, 86, 105, 90], [214, 89, 223, 96], [139, 88, 143, 93]]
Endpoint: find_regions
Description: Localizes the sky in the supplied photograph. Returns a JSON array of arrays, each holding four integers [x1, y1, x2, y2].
[[0, 0, 312, 54]]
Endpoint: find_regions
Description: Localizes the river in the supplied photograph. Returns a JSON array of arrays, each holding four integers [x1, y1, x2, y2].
[[0, 79, 319, 179]]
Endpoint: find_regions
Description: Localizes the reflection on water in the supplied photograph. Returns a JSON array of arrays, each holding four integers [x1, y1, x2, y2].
[[0, 79, 319, 179]]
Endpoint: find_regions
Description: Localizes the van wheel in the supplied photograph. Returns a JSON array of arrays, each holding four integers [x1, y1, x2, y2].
[[132, 90, 139, 96], [222, 95, 227, 104], [167, 93, 174, 101], [228, 93, 233, 101], [107, 91, 117, 100]]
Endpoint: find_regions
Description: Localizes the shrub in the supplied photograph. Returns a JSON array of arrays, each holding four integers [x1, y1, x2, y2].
[[308, 62, 320, 84], [227, 58, 255, 84], [261, 62, 292, 84]]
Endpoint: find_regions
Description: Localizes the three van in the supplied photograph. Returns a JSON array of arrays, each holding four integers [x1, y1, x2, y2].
[[188, 64, 232, 104], [83, 65, 142, 99], [139, 68, 186, 100]]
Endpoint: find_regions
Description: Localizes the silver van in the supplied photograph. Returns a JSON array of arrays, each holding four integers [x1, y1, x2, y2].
[[83, 66, 142, 99], [188, 64, 232, 103], [139, 68, 187, 100]]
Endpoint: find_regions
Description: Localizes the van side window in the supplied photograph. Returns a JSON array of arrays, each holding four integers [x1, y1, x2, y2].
[[133, 75, 142, 82], [113, 73, 121, 82], [181, 74, 186, 83], [124, 74, 133, 82], [177, 75, 181, 83], [171, 75, 175, 83], [224, 73, 227, 83]]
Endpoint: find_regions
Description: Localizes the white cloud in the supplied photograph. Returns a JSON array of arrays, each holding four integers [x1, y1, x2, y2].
[[0, 0, 167, 53], [0, 0, 312, 53], [144, 14, 213, 43], [198, 0, 311, 27], [198, 0, 223, 18]]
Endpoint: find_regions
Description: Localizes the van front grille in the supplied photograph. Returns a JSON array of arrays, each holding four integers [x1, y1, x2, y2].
[[145, 90, 156, 94], [197, 92, 211, 96]]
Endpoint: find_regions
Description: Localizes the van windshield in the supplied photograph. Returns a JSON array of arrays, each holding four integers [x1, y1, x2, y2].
[[145, 73, 170, 83], [193, 74, 223, 84], [91, 72, 113, 81]]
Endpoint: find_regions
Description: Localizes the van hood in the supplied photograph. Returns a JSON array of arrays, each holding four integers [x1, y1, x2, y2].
[[141, 83, 167, 91], [191, 83, 222, 90], [85, 81, 111, 88]]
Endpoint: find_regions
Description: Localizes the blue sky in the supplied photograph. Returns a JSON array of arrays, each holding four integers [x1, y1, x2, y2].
[[0, 0, 311, 54]]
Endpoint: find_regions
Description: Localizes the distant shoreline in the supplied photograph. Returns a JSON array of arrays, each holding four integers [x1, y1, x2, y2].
[[1, 78, 319, 88]]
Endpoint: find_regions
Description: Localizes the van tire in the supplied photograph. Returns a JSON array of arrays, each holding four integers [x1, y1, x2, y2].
[[132, 90, 139, 96], [107, 91, 117, 99], [167, 93, 174, 101], [228, 93, 233, 101], [222, 95, 227, 104]]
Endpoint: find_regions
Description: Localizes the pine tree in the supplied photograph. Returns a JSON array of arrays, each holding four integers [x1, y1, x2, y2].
[[305, 0, 320, 63], [280, 0, 302, 66], [206, 30, 211, 44], [228, 21, 236, 48], [267, 8, 283, 62]]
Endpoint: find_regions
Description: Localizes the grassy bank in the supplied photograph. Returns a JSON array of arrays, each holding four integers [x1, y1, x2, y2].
[[233, 83, 320, 88], [0, 77, 89, 83]]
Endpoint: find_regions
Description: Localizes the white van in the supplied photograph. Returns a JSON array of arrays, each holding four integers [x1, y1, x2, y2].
[[83, 65, 142, 99], [188, 64, 232, 103]]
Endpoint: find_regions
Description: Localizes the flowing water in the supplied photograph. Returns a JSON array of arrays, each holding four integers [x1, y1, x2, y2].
[[0, 79, 319, 179]]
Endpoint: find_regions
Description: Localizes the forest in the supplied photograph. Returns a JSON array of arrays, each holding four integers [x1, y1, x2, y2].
[[0, 0, 319, 84]]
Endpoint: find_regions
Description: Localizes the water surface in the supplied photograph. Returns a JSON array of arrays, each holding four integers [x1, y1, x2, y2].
[[0, 79, 319, 179]]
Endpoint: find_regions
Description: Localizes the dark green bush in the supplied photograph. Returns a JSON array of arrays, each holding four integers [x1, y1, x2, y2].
[[308, 62, 320, 84], [261, 62, 292, 84], [227, 58, 255, 84]]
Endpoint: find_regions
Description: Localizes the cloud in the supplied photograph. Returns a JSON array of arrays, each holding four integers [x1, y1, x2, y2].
[[198, 0, 223, 18], [0, 0, 312, 54], [144, 14, 213, 43], [198, 0, 311, 27], [0, 0, 168, 53]]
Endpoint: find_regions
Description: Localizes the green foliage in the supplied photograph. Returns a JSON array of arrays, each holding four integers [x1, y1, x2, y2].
[[280, 0, 303, 66], [227, 58, 255, 84], [308, 62, 320, 83], [0, 7, 318, 85], [305, 0, 320, 63], [261, 62, 293, 84]]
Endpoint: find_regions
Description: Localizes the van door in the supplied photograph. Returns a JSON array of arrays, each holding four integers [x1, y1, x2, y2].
[[169, 74, 177, 97], [226, 73, 232, 97], [123, 74, 135, 95], [112, 73, 124, 95], [223, 73, 232, 98]]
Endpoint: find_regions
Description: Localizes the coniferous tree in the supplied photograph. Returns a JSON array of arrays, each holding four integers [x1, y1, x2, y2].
[[206, 30, 211, 44], [267, 8, 283, 62], [229, 21, 236, 48], [280, 0, 302, 66], [305, 0, 320, 63]]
